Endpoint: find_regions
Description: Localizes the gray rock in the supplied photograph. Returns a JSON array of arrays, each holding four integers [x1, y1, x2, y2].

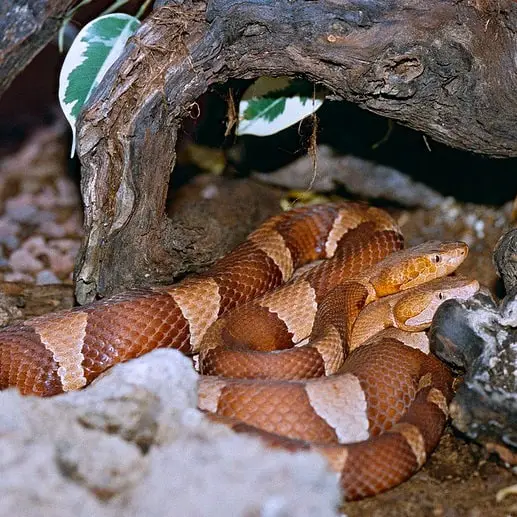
[[56, 429, 147, 498], [0, 436, 115, 517], [0, 349, 340, 516], [58, 349, 199, 448], [253, 145, 446, 209], [122, 435, 340, 517]]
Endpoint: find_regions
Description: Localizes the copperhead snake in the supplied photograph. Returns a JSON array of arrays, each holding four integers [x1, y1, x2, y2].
[[0, 202, 479, 500]]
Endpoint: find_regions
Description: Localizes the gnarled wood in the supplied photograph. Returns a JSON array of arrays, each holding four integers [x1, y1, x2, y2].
[[0, 0, 76, 97], [76, 0, 517, 303]]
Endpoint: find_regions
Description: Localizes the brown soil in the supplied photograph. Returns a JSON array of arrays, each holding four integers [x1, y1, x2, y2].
[[343, 429, 517, 517]]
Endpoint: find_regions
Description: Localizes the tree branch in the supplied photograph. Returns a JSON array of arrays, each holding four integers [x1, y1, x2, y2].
[[0, 0, 76, 97], [75, 0, 517, 303]]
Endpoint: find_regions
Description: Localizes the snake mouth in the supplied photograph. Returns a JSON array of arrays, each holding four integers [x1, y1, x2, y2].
[[404, 304, 437, 328], [446, 243, 469, 267]]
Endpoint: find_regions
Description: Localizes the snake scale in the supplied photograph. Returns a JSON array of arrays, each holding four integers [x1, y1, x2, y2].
[[0, 202, 479, 500]]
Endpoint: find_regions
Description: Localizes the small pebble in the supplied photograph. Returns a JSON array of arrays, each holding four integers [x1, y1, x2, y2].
[[0, 124, 83, 285], [5, 195, 40, 223], [34, 185, 60, 210], [9, 248, 44, 273], [3, 271, 35, 283], [0, 218, 20, 236], [0, 233, 20, 250], [48, 239, 81, 254], [47, 249, 75, 277], [39, 221, 67, 238], [36, 270, 61, 285], [0, 248, 8, 267], [22, 235, 47, 255]]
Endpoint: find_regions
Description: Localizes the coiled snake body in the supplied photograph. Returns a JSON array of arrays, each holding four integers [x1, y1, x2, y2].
[[0, 202, 478, 500]]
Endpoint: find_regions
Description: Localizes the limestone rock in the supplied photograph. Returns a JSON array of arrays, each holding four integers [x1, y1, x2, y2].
[[0, 349, 341, 517]]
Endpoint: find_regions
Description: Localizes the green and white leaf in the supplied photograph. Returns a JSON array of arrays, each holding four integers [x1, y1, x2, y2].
[[236, 77, 326, 137], [58, 13, 141, 157]]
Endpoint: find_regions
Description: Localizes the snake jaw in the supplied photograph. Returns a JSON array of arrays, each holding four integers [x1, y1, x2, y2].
[[398, 277, 480, 330], [402, 297, 444, 330], [395, 293, 435, 331]]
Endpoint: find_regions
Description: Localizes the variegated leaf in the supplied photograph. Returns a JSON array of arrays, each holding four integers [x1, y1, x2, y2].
[[58, 13, 141, 157], [236, 77, 326, 137]]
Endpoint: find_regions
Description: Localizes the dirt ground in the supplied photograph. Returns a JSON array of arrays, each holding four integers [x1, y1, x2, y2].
[[342, 428, 517, 516]]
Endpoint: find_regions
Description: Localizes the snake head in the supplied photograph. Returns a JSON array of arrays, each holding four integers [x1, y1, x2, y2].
[[370, 240, 469, 297], [394, 276, 480, 331]]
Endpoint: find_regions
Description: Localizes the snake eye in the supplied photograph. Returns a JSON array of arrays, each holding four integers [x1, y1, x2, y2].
[[432, 255, 441, 263]]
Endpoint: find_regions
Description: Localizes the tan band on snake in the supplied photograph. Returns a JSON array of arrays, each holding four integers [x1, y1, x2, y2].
[[0, 202, 479, 500]]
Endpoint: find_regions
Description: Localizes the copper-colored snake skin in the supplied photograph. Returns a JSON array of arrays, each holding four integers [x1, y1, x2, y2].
[[0, 202, 479, 500]]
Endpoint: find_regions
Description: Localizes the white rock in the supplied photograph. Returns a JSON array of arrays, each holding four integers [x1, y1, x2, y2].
[[0, 349, 340, 517], [121, 434, 340, 517]]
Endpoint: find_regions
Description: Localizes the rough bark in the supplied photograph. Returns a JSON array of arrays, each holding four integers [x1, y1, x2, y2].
[[0, 0, 77, 97], [75, 0, 517, 303]]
